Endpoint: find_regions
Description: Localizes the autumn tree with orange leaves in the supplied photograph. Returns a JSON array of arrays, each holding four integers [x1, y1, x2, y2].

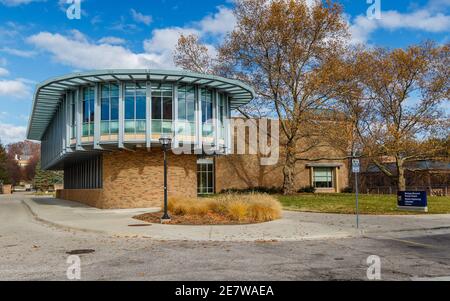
[[175, 0, 350, 194]]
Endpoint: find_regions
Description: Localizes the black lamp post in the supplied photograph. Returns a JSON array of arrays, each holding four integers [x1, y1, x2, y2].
[[159, 136, 172, 222]]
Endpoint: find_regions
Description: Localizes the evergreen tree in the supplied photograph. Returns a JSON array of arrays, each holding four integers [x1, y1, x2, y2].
[[0, 142, 11, 185], [33, 160, 63, 191]]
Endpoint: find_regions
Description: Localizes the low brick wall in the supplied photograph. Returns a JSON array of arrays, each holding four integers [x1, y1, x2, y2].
[[1, 185, 12, 195], [56, 189, 105, 208]]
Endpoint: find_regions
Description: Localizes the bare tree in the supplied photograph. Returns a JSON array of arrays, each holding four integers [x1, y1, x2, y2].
[[342, 43, 449, 192]]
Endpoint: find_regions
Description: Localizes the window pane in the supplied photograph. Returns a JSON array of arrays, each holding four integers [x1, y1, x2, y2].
[[83, 101, 89, 123], [110, 84, 119, 97], [136, 120, 146, 133], [89, 99, 95, 122], [111, 97, 119, 120], [136, 97, 146, 120], [125, 97, 134, 120], [101, 121, 109, 135], [125, 120, 135, 133], [163, 97, 172, 120], [178, 98, 186, 120], [152, 96, 161, 119], [101, 84, 109, 99], [152, 120, 162, 134], [101, 98, 109, 121], [187, 99, 195, 122], [110, 121, 119, 134]]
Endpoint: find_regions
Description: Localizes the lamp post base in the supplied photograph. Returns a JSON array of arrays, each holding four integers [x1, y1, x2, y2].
[[161, 219, 172, 224], [161, 214, 171, 224]]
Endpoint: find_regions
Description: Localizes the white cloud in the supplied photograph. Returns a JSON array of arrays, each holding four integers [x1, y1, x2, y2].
[[26, 5, 234, 70], [197, 6, 236, 36], [0, 123, 26, 144], [0, 79, 31, 98], [0, 47, 36, 58], [0, 0, 43, 6], [0, 68, 9, 77], [27, 32, 161, 69], [350, 6, 450, 44], [130, 9, 153, 26], [98, 36, 126, 45]]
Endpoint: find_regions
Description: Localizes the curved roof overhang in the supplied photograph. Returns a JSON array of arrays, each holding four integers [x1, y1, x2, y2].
[[27, 69, 255, 141]]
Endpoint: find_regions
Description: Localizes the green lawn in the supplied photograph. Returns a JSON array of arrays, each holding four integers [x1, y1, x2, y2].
[[278, 193, 450, 215]]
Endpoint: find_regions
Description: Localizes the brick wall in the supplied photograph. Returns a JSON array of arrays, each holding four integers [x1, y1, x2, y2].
[[57, 149, 197, 209]]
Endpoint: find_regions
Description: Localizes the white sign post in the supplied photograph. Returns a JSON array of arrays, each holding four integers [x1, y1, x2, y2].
[[352, 159, 360, 229]]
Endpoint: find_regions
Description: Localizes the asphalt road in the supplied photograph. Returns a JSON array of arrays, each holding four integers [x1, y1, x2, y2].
[[1, 196, 449, 281]]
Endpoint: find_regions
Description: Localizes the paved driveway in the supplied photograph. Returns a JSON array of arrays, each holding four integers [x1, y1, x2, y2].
[[21, 194, 450, 241], [1, 193, 449, 281]]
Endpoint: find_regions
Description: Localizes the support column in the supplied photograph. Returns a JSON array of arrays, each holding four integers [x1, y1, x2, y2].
[[94, 83, 102, 150], [76, 87, 83, 151], [195, 85, 203, 153], [214, 90, 219, 152], [335, 167, 339, 193], [146, 81, 152, 149], [173, 83, 178, 145], [118, 82, 125, 149]]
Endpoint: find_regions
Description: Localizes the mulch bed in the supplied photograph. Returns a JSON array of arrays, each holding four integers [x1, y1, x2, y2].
[[133, 212, 259, 225]]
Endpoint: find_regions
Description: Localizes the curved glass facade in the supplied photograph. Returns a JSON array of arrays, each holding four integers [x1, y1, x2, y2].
[[31, 71, 254, 170], [64, 81, 231, 149]]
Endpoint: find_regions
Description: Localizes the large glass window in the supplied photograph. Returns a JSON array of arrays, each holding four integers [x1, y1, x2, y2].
[[177, 84, 196, 137], [125, 82, 146, 135], [197, 159, 214, 195], [82, 87, 95, 137], [151, 83, 173, 135], [201, 88, 214, 138], [100, 83, 119, 136], [313, 168, 334, 188]]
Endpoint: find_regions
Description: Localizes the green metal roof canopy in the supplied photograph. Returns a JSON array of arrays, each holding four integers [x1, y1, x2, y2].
[[27, 69, 255, 141]]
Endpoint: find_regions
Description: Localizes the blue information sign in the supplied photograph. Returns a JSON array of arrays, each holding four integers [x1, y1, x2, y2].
[[398, 191, 428, 212]]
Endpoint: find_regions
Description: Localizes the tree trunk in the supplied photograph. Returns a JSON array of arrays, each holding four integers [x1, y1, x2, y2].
[[282, 142, 296, 195], [396, 159, 406, 192]]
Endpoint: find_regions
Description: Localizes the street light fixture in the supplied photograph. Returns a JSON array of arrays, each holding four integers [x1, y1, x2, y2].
[[159, 136, 172, 223]]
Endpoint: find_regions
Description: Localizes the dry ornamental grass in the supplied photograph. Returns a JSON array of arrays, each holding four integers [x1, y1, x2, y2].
[[135, 193, 283, 225]]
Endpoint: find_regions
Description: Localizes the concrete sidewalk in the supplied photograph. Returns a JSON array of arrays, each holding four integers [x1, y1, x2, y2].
[[21, 196, 450, 242]]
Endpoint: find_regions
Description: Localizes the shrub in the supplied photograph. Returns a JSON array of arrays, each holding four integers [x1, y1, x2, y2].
[[220, 187, 283, 195], [166, 193, 283, 223], [298, 186, 316, 193], [342, 187, 354, 193]]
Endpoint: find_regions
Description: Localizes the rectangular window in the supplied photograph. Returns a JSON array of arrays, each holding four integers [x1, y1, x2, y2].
[[314, 168, 334, 188], [124, 82, 147, 135], [151, 83, 173, 134], [82, 87, 95, 137], [101, 83, 120, 136], [197, 159, 215, 195]]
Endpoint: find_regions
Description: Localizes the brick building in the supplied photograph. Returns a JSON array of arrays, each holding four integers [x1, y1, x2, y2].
[[27, 70, 349, 209]]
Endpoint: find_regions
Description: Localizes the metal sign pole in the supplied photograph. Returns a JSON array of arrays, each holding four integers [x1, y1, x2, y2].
[[355, 171, 359, 229], [352, 157, 360, 230]]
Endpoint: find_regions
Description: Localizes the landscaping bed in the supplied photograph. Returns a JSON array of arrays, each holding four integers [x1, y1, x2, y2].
[[134, 193, 282, 225]]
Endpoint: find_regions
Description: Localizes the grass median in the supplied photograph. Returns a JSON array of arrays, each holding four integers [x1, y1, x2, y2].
[[278, 193, 450, 215]]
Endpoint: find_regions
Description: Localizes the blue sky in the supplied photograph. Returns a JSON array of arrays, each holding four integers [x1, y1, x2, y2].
[[0, 0, 449, 144]]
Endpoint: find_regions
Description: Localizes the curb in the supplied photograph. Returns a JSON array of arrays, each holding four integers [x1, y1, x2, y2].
[[22, 200, 108, 236]]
